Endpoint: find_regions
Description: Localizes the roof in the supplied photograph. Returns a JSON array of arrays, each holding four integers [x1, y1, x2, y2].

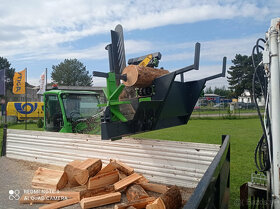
[[44, 90, 99, 95], [204, 93, 220, 97], [46, 85, 104, 91]]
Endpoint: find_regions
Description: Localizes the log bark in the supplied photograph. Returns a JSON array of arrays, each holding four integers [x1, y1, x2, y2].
[[32, 167, 68, 191], [160, 186, 182, 209], [126, 184, 149, 202], [74, 158, 102, 185], [122, 65, 169, 88]]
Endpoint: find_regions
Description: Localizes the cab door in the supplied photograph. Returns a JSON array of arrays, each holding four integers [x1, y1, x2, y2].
[[44, 94, 63, 132]]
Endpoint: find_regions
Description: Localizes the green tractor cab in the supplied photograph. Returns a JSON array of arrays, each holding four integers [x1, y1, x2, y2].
[[43, 90, 100, 133]]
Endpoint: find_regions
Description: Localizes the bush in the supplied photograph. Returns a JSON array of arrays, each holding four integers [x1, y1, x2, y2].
[[37, 118, 43, 128]]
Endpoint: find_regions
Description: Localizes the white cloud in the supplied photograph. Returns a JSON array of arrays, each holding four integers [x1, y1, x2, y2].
[[0, 0, 275, 60]]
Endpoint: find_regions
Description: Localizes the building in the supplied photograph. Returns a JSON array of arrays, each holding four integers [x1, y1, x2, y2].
[[238, 90, 265, 106]]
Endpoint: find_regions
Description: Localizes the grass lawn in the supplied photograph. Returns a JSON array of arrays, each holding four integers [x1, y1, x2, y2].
[[135, 118, 262, 208], [1, 119, 262, 208]]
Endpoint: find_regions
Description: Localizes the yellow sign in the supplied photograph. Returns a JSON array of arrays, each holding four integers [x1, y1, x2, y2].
[[13, 69, 26, 94]]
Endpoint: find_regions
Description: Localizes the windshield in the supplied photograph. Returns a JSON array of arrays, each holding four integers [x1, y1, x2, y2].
[[62, 94, 100, 121]]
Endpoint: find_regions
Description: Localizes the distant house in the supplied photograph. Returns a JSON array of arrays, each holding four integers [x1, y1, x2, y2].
[[238, 90, 265, 106]]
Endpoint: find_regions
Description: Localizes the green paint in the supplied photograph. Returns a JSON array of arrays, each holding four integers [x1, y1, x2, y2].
[[99, 72, 130, 122]]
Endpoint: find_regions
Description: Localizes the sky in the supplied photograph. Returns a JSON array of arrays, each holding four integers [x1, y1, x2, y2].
[[0, 0, 279, 88]]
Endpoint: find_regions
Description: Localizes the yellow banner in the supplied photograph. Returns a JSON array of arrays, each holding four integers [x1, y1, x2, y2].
[[13, 69, 26, 94]]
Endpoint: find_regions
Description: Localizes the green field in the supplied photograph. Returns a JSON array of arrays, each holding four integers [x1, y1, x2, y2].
[[0, 119, 262, 208]]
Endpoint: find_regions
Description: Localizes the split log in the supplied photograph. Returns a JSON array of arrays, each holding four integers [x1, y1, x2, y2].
[[135, 175, 149, 184], [114, 197, 156, 209], [32, 167, 68, 190], [96, 161, 118, 175], [39, 197, 79, 209], [114, 173, 142, 191], [126, 184, 149, 202], [20, 191, 80, 204], [74, 158, 102, 185], [80, 192, 121, 209], [112, 159, 134, 176], [80, 185, 114, 199], [118, 171, 128, 180], [146, 197, 166, 209], [87, 169, 119, 190], [127, 207, 137, 209], [64, 160, 82, 187], [140, 182, 169, 194], [160, 186, 182, 209], [121, 65, 169, 88]]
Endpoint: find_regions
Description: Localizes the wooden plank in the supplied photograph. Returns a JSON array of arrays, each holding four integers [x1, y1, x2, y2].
[[32, 167, 68, 190], [87, 170, 119, 190], [80, 192, 121, 209], [146, 197, 166, 209], [140, 182, 169, 194], [74, 158, 102, 185], [114, 197, 156, 209], [39, 198, 79, 209], [114, 173, 142, 191], [19, 191, 80, 204]]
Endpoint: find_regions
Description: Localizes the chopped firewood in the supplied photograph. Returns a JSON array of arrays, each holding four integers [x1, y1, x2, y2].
[[19, 191, 80, 204], [64, 160, 82, 187], [127, 207, 137, 209], [140, 182, 169, 194], [135, 175, 149, 184], [111, 159, 134, 176], [118, 171, 128, 180], [96, 161, 118, 175], [114, 173, 142, 191], [160, 186, 182, 209], [126, 184, 149, 202], [80, 192, 121, 209], [87, 169, 119, 190], [32, 167, 68, 190], [146, 197, 166, 209], [80, 185, 115, 199], [74, 158, 102, 185], [114, 197, 156, 209], [39, 197, 79, 209]]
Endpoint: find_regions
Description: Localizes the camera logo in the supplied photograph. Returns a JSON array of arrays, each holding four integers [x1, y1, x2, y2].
[[9, 190, 20, 200]]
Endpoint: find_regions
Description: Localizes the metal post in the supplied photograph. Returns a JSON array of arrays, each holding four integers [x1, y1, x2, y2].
[[4, 68, 7, 125], [268, 18, 280, 207], [25, 68, 27, 130], [1, 124, 7, 156]]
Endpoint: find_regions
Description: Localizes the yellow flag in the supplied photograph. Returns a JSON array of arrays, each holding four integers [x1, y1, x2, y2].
[[13, 69, 26, 94]]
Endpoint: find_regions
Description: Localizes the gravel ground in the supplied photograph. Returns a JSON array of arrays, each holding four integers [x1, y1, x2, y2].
[[0, 157, 194, 209]]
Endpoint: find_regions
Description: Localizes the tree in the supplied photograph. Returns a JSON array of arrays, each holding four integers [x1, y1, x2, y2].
[[51, 59, 92, 86], [0, 57, 15, 90], [227, 54, 264, 100], [213, 86, 233, 98], [205, 87, 213, 94]]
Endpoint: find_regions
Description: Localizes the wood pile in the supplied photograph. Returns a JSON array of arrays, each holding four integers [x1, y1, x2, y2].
[[20, 158, 182, 209]]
